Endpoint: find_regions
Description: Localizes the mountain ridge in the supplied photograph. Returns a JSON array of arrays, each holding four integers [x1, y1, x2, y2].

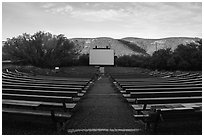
[[70, 37, 201, 56]]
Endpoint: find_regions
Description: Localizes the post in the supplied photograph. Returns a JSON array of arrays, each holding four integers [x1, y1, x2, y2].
[[99, 66, 105, 75]]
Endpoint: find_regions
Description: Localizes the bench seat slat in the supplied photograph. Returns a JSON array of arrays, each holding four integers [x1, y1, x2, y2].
[[2, 93, 73, 103], [2, 108, 72, 118], [3, 84, 83, 91], [119, 81, 201, 86], [132, 103, 202, 111], [136, 96, 202, 104], [122, 84, 201, 89], [127, 87, 201, 92], [130, 91, 202, 98], [3, 78, 88, 86], [2, 81, 85, 88], [3, 88, 79, 97], [2, 99, 76, 109], [2, 74, 90, 82]]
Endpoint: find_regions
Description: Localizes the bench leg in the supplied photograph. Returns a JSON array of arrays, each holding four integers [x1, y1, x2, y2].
[[56, 120, 70, 133], [56, 122, 65, 133], [62, 102, 67, 112], [50, 110, 69, 133], [145, 122, 151, 132], [51, 110, 58, 131], [152, 122, 159, 133]]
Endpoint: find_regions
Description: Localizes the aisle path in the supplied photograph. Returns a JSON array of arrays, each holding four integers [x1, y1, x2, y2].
[[65, 75, 145, 135]]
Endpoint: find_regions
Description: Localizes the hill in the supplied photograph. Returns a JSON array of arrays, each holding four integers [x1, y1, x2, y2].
[[70, 37, 146, 57], [122, 37, 201, 55], [70, 37, 200, 56]]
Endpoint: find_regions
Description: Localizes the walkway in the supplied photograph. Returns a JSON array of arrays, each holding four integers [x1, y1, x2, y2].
[[65, 75, 145, 135]]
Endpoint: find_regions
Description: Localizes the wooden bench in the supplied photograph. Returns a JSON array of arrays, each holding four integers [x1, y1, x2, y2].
[[130, 90, 201, 98], [115, 76, 201, 82], [121, 83, 201, 89], [135, 106, 202, 132], [2, 99, 76, 111], [3, 77, 89, 86], [3, 84, 83, 92], [2, 107, 72, 131], [3, 72, 91, 82], [135, 96, 201, 111], [3, 75, 89, 83], [3, 88, 80, 97], [5, 69, 92, 81], [118, 80, 202, 86], [115, 76, 201, 81], [2, 81, 85, 89], [132, 102, 201, 113], [125, 87, 201, 94], [2, 93, 73, 103]]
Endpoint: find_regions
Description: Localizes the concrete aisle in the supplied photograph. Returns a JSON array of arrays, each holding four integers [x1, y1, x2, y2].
[[65, 75, 145, 135]]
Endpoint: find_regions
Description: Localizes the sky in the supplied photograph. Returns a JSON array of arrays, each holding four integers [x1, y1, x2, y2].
[[2, 2, 202, 40]]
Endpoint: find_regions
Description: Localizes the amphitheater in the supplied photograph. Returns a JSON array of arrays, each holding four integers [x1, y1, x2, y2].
[[2, 66, 202, 135]]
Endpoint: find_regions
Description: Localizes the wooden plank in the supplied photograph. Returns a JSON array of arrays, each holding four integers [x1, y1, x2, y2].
[[3, 100, 40, 107], [118, 80, 201, 86], [2, 93, 73, 103], [3, 88, 78, 97], [126, 87, 201, 93], [132, 103, 202, 112], [122, 84, 201, 89], [2, 107, 72, 118], [136, 96, 202, 104], [2, 99, 76, 109], [3, 84, 82, 91], [2, 74, 90, 82], [115, 77, 201, 82], [3, 78, 88, 85], [130, 91, 202, 98], [2, 81, 85, 88]]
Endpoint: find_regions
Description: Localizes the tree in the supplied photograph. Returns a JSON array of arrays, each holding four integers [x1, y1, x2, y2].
[[78, 54, 89, 66], [3, 31, 77, 68], [150, 48, 173, 70], [173, 40, 202, 70]]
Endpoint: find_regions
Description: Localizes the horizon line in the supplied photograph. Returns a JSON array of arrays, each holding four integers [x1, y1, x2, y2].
[[2, 35, 201, 41]]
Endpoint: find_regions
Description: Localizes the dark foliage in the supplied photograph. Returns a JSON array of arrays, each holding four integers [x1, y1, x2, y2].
[[3, 31, 77, 68], [77, 54, 89, 66], [115, 55, 150, 68], [115, 39, 202, 71], [150, 48, 173, 70]]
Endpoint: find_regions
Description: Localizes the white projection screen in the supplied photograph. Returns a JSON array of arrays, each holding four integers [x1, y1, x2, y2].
[[89, 49, 114, 65]]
